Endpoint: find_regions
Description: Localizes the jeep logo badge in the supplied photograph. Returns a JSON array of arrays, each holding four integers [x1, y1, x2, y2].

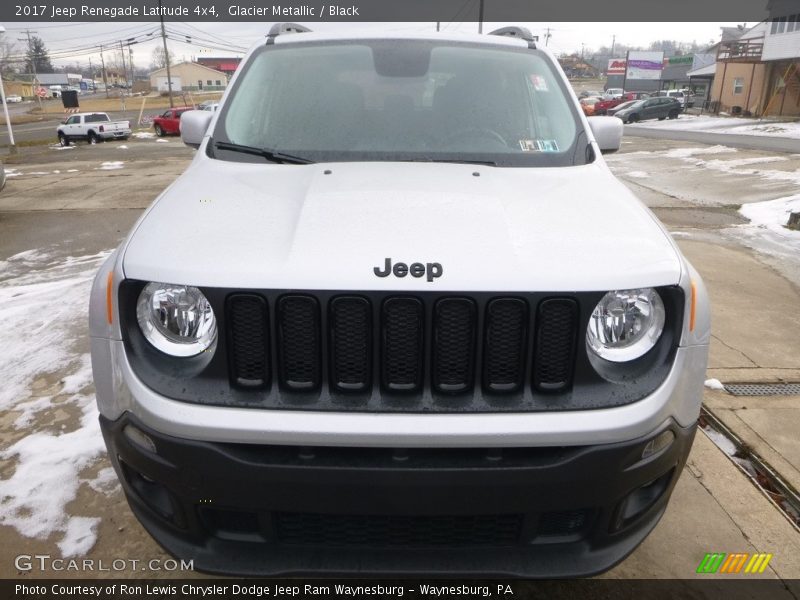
[[374, 258, 443, 282]]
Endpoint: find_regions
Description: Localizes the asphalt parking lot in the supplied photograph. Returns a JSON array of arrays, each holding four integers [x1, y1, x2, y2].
[[0, 131, 799, 586]]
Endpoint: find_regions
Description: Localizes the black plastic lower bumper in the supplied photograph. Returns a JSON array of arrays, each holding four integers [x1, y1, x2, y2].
[[100, 414, 696, 577]]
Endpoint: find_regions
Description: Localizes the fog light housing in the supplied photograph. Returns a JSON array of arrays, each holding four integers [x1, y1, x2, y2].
[[642, 430, 675, 459], [613, 468, 674, 531]]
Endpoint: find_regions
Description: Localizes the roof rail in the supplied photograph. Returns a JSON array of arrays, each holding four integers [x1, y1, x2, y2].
[[266, 22, 312, 44], [488, 26, 538, 48]]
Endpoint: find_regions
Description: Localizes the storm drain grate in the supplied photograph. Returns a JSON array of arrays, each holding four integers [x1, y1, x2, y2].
[[724, 383, 800, 396]]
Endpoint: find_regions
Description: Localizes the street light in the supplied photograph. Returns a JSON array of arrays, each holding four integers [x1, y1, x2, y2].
[[0, 26, 16, 153]]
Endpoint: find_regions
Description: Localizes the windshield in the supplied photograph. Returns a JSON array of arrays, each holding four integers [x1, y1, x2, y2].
[[212, 40, 585, 167]]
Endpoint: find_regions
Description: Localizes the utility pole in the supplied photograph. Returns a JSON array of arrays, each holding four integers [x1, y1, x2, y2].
[[19, 29, 43, 111], [99, 45, 109, 98], [544, 27, 552, 46], [118, 40, 128, 87], [478, 0, 484, 34], [0, 26, 16, 153], [126, 38, 136, 89], [159, 0, 174, 108], [611, 34, 616, 57], [436, 21, 440, 32]]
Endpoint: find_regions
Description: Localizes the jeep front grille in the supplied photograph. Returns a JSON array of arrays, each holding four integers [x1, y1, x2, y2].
[[228, 293, 579, 400]]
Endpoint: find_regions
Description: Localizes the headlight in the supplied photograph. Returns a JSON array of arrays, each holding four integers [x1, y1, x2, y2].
[[587, 288, 665, 362], [136, 283, 217, 357]]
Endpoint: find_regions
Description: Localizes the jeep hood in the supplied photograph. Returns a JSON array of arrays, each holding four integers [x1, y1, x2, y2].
[[122, 159, 682, 291]]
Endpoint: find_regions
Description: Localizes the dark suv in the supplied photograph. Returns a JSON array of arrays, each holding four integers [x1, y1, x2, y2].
[[612, 97, 682, 124]]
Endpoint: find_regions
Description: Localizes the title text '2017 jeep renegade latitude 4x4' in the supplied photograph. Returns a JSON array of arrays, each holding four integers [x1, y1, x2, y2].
[[90, 25, 710, 577]]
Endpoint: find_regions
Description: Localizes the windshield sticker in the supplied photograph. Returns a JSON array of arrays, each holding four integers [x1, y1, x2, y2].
[[519, 139, 559, 153], [530, 75, 549, 91]]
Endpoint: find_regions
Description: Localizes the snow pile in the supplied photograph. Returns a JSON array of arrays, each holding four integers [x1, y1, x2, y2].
[[132, 131, 155, 139], [155, 139, 169, 143], [51, 145, 76, 151], [704, 378, 726, 391], [0, 248, 114, 557], [117, 145, 129, 150], [740, 194, 800, 231], [625, 171, 650, 178], [629, 115, 800, 139]]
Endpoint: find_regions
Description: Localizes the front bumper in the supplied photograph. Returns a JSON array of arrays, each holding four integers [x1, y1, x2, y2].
[[101, 414, 696, 577]]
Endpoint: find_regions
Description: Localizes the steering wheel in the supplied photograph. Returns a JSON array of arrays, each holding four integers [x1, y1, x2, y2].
[[442, 127, 508, 148]]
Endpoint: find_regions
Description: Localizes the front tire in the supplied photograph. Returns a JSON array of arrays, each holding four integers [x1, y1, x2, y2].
[[628, 114, 640, 123], [658, 116, 666, 121], [154, 124, 164, 137], [668, 110, 679, 120], [58, 133, 70, 147]]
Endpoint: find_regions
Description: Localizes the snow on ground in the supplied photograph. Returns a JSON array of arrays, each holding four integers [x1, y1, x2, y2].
[[50, 145, 76, 151], [704, 378, 726, 391], [117, 145, 129, 150], [613, 140, 800, 265], [663, 145, 737, 159], [132, 131, 155, 139], [732, 194, 800, 263], [629, 114, 800, 139], [0, 248, 115, 557], [155, 139, 169, 143], [96, 161, 124, 170]]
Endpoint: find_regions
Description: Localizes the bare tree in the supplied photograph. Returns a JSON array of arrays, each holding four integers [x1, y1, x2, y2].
[[0, 36, 19, 77], [150, 46, 175, 70]]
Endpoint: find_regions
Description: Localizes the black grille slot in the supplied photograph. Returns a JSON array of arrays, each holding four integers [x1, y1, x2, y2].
[[537, 509, 591, 537], [484, 298, 528, 393], [275, 512, 522, 547], [329, 297, 372, 392], [381, 297, 424, 392], [533, 298, 578, 392], [227, 294, 270, 388], [277, 295, 321, 391], [432, 298, 476, 393]]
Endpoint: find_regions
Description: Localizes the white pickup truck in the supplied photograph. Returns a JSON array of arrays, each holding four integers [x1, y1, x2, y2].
[[57, 112, 131, 146]]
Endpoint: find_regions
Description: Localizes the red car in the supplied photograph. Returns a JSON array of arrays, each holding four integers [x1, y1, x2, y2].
[[593, 92, 651, 115], [152, 106, 193, 136]]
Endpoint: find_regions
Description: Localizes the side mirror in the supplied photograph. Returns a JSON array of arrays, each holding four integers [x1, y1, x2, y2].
[[180, 110, 213, 149], [587, 116, 623, 154]]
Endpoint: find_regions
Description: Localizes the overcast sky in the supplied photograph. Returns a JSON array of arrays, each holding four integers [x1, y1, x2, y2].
[[2, 21, 745, 71]]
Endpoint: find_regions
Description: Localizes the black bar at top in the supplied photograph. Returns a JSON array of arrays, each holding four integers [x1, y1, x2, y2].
[[2, 0, 773, 23]]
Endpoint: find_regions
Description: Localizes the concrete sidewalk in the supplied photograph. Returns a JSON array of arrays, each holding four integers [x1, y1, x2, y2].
[[677, 239, 800, 497]]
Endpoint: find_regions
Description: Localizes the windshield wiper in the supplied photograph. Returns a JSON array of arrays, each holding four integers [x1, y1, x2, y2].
[[396, 157, 498, 166], [213, 140, 314, 164]]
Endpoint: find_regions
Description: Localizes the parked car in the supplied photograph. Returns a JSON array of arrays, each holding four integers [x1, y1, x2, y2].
[[579, 96, 602, 116], [152, 107, 193, 136], [57, 112, 131, 145], [200, 102, 219, 112], [579, 89, 603, 99], [4, 94, 23, 103], [593, 91, 650, 115], [603, 87, 624, 99], [90, 24, 709, 578], [656, 89, 694, 109], [614, 97, 683, 123]]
